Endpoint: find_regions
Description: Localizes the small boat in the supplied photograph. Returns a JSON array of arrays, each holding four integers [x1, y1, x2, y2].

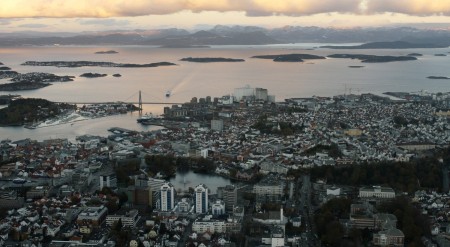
[[13, 178, 27, 184], [166, 91, 171, 97]]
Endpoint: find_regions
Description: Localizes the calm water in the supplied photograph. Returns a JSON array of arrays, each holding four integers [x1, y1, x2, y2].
[[0, 44, 449, 140], [0, 113, 164, 141], [169, 170, 232, 194]]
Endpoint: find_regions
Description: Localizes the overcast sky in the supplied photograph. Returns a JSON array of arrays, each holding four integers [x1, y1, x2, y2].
[[1, 0, 450, 32]]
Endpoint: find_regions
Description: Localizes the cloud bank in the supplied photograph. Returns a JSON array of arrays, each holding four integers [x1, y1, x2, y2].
[[1, 0, 450, 18], [365, 0, 450, 15]]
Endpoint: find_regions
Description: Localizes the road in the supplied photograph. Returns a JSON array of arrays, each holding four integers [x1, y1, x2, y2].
[[298, 174, 319, 247]]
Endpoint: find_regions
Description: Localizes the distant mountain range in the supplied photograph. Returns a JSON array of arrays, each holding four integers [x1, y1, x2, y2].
[[321, 41, 447, 49], [1, 25, 450, 47]]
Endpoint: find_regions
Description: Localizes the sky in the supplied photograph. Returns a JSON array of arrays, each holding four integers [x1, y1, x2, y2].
[[1, 0, 450, 32]]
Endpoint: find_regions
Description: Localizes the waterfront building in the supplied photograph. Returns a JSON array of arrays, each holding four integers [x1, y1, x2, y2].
[[160, 182, 175, 211], [234, 85, 255, 102], [195, 184, 209, 214], [255, 88, 268, 101], [234, 86, 270, 102]]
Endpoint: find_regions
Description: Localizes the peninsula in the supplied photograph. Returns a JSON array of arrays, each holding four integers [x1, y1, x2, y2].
[[327, 54, 417, 63], [0, 94, 19, 105], [180, 57, 245, 63], [0, 72, 74, 91], [252, 54, 326, 62], [0, 82, 50, 91], [0, 98, 75, 126], [22, 61, 176, 68]]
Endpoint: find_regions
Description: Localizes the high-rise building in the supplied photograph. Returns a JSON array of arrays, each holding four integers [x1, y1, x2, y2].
[[255, 88, 268, 101], [195, 184, 209, 214], [160, 182, 175, 211], [218, 185, 237, 212], [99, 174, 117, 190], [233, 85, 255, 102]]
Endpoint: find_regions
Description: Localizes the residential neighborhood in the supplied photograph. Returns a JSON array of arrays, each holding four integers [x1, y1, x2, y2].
[[1, 88, 450, 246]]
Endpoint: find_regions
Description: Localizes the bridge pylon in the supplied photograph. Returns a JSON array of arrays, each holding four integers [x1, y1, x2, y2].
[[138, 90, 143, 114]]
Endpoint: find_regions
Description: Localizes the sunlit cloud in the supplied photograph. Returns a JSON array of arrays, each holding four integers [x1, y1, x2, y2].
[[2, 0, 450, 19], [365, 0, 450, 15], [2, 1, 450, 32], [0, 0, 361, 18]]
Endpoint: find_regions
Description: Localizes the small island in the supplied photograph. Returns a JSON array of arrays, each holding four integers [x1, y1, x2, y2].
[[180, 57, 245, 63], [435, 54, 447, 57], [427, 76, 450, 80], [327, 54, 417, 63], [407, 53, 423, 57], [22, 61, 177, 68], [252, 54, 326, 62], [80, 73, 107, 78], [348, 66, 365, 68], [0, 66, 11, 70], [0, 98, 75, 126], [112, 74, 122, 77], [95, 50, 118, 54]]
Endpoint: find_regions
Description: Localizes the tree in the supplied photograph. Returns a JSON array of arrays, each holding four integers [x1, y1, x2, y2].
[[119, 192, 128, 205], [323, 221, 344, 245], [114, 218, 123, 232]]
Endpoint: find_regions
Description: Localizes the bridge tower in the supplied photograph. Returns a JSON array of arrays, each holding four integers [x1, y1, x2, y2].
[[138, 90, 143, 114]]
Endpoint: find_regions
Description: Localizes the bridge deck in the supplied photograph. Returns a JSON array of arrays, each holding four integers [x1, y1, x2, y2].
[[56, 102, 183, 105]]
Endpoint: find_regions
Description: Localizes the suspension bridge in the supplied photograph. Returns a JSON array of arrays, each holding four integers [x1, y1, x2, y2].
[[55, 90, 184, 107]]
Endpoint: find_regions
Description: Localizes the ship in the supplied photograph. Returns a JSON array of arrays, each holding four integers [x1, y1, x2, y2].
[[137, 113, 155, 124], [166, 91, 171, 97]]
